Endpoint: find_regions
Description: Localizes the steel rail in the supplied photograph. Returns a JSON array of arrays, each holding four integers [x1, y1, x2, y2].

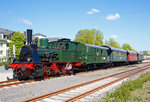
[[23, 64, 150, 102], [0, 79, 18, 84], [0, 80, 35, 88]]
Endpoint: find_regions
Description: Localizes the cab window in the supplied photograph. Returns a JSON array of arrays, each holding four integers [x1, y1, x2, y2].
[[65, 43, 69, 50]]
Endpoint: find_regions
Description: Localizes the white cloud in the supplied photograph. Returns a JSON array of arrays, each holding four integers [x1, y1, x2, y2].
[[106, 13, 120, 20], [21, 18, 33, 26], [87, 9, 100, 14], [111, 35, 118, 39]]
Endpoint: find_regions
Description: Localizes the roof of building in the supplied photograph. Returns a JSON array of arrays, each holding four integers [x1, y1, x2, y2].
[[0, 28, 14, 35], [32, 33, 47, 40], [47, 37, 63, 42], [143, 51, 150, 52], [33, 33, 47, 37]]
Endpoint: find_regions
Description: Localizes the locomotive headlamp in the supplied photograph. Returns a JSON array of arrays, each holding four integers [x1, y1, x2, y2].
[[21, 65, 26, 71], [27, 57, 31, 62]]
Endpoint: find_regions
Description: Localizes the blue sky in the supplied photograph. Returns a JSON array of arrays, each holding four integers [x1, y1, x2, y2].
[[0, 0, 150, 51]]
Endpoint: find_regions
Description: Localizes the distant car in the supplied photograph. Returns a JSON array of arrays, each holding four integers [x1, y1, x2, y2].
[[126, 50, 137, 63]]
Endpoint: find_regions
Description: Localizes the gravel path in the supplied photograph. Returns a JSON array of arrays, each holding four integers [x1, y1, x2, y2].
[[0, 62, 150, 102]]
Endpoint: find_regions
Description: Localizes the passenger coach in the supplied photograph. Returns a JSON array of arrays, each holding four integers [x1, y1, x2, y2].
[[102, 46, 127, 65]]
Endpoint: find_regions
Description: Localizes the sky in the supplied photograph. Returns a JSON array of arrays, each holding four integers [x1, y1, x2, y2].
[[0, 0, 150, 51]]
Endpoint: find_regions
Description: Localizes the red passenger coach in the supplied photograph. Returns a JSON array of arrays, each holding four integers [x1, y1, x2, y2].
[[127, 50, 138, 63]]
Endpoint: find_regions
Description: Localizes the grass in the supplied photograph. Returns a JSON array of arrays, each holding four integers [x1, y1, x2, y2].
[[130, 81, 150, 102], [99, 71, 150, 102]]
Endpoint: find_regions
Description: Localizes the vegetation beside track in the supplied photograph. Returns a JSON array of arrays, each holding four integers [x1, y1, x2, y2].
[[100, 71, 150, 102]]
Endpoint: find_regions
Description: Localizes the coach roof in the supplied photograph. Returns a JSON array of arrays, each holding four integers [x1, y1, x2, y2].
[[102, 46, 127, 52], [126, 50, 137, 54], [85, 44, 109, 50]]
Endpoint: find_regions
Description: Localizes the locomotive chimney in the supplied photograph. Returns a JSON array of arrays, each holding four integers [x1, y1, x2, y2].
[[27, 29, 32, 45]]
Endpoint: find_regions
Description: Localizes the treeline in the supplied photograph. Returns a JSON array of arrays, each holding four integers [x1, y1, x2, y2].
[[144, 52, 150, 56], [74, 29, 135, 51]]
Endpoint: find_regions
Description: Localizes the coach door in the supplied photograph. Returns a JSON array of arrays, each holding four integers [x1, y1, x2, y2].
[[75, 43, 79, 61], [79, 44, 87, 63]]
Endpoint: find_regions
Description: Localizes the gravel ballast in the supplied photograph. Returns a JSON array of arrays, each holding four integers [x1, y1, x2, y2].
[[0, 62, 150, 102]]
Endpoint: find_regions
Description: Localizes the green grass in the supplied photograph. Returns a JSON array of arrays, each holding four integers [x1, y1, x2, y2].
[[99, 71, 150, 102]]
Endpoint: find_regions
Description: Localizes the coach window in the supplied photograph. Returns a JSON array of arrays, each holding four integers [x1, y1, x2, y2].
[[97, 49, 99, 56], [101, 50, 103, 55], [65, 43, 69, 50], [97, 49, 99, 52], [119, 52, 121, 56], [59, 43, 62, 47], [75, 44, 78, 51]]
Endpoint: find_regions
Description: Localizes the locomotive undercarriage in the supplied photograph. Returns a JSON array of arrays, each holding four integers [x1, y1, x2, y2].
[[7, 60, 142, 80], [8, 62, 81, 80]]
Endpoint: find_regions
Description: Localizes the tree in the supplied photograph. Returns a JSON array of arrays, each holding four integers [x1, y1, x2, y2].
[[9, 31, 26, 59], [74, 29, 94, 45], [105, 38, 120, 48], [91, 29, 104, 46], [74, 29, 104, 45], [122, 43, 135, 51]]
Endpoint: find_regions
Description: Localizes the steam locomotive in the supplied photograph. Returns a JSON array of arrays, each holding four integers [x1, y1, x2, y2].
[[5, 29, 143, 80]]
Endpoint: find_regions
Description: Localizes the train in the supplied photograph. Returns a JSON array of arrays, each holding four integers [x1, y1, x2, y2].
[[5, 29, 144, 80]]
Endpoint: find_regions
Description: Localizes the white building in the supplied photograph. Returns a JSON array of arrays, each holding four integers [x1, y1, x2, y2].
[[0, 28, 14, 62], [33, 33, 47, 40]]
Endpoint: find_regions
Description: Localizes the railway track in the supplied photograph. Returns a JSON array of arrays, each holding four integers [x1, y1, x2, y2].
[[0, 64, 148, 89], [0, 71, 89, 88], [23, 64, 150, 102], [0, 70, 101, 89], [0, 79, 35, 88]]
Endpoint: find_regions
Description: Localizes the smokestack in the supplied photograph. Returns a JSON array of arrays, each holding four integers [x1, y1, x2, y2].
[[27, 29, 32, 45]]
